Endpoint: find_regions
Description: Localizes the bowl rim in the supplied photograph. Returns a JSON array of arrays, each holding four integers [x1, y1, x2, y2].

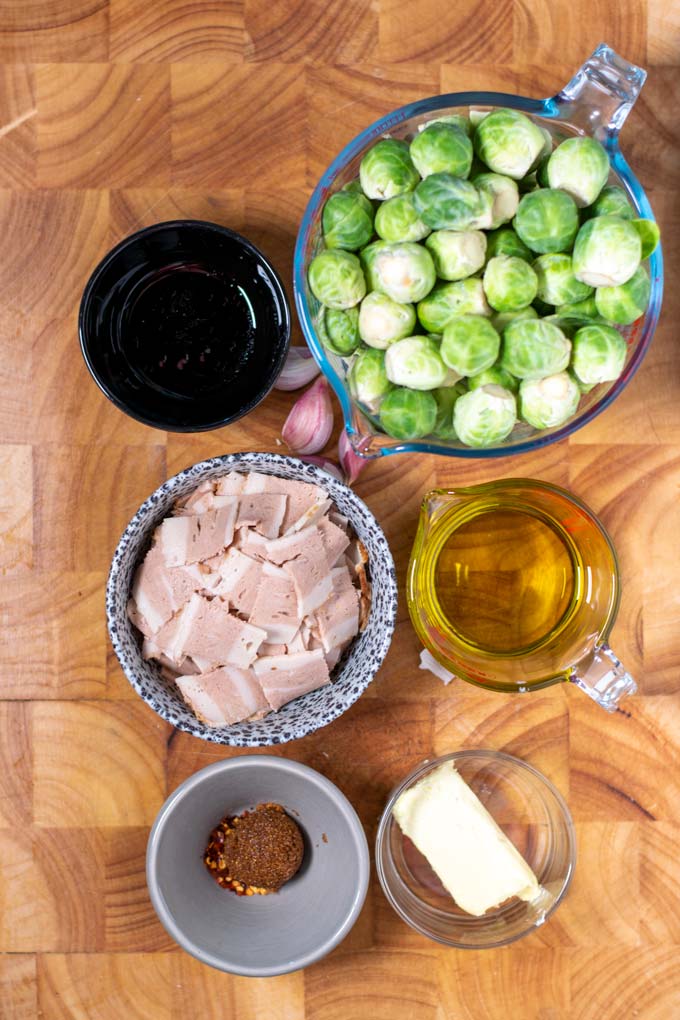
[[106, 451, 398, 746], [146, 754, 371, 976], [375, 749, 576, 949], [293, 89, 664, 459], [79, 218, 291, 433]]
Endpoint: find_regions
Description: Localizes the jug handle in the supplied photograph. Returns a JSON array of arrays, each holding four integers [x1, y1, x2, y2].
[[569, 643, 637, 712], [550, 42, 647, 143]]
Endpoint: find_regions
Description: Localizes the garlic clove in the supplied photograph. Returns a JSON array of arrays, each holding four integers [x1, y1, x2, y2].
[[338, 428, 367, 485], [299, 456, 344, 483], [281, 376, 334, 455], [274, 347, 321, 391]]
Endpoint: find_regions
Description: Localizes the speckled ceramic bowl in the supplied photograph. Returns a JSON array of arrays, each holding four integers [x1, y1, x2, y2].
[[106, 452, 397, 746]]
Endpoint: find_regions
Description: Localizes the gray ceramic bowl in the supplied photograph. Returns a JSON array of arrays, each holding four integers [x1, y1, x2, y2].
[[146, 756, 370, 975], [106, 452, 397, 746]]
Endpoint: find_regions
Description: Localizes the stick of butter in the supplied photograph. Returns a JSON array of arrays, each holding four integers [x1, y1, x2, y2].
[[393, 761, 540, 916]]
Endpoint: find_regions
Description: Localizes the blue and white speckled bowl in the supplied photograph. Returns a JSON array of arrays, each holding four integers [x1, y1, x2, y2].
[[106, 452, 398, 746]]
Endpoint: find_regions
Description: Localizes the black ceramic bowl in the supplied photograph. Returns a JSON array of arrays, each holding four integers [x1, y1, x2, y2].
[[79, 220, 291, 432]]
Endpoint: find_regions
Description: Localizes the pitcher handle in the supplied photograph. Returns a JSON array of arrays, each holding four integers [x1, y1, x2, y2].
[[569, 643, 637, 712], [551, 42, 647, 142]]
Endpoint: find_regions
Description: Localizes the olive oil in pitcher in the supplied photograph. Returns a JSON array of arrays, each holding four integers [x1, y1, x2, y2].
[[434, 506, 576, 655], [407, 480, 628, 696]]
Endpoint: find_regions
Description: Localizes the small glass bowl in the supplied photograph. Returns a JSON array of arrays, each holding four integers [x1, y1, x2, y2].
[[375, 750, 575, 949]]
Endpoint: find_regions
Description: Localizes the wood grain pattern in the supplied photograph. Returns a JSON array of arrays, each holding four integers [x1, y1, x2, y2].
[[0, 2, 679, 1018]]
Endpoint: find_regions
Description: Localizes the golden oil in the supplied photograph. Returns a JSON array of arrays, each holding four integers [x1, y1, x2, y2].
[[407, 481, 620, 692], [434, 507, 575, 655]]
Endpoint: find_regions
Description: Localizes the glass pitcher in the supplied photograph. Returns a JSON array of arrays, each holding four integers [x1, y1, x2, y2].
[[295, 43, 663, 459], [407, 479, 637, 711]]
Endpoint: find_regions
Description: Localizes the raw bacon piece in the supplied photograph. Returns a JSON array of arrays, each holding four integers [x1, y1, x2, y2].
[[249, 563, 301, 644], [242, 473, 326, 533], [176, 665, 270, 726], [317, 516, 350, 567], [212, 547, 263, 616], [154, 594, 265, 669], [253, 649, 330, 711], [129, 543, 208, 633], [283, 530, 333, 617], [314, 566, 360, 653], [152, 593, 205, 665], [236, 494, 287, 539], [284, 497, 332, 535], [215, 472, 246, 496], [264, 525, 317, 566], [157, 504, 237, 566]]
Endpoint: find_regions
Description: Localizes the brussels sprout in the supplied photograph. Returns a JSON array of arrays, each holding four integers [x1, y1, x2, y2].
[[410, 122, 473, 179], [588, 184, 634, 220], [360, 239, 390, 276], [425, 229, 487, 280], [468, 365, 519, 393], [483, 255, 538, 312], [323, 306, 361, 355], [472, 172, 519, 229], [385, 336, 449, 390], [594, 266, 651, 325], [453, 385, 517, 447], [417, 278, 491, 332], [425, 336, 463, 387], [535, 156, 551, 189], [308, 249, 366, 309], [413, 173, 487, 230], [374, 193, 430, 243], [500, 318, 571, 379], [519, 372, 581, 429], [491, 306, 538, 332], [358, 292, 416, 348], [440, 315, 501, 376], [519, 171, 540, 194], [348, 347, 393, 408], [380, 387, 437, 439], [572, 323, 627, 384], [537, 125, 554, 161], [467, 190, 495, 230], [363, 242, 436, 304], [322, 190, 374, 250], [485, 227, 532, 263], [473, 109, 546, 180], [514, 188, 580, 254], [532, 253, 594, 306], [546, 136, 610, 207], [572, 216, 641, 287], [631, 218, 660, 259], [555, 295, 601, 323], [359, 139, 420, 200], [432, 383, 467, 439], [469, 109, 489, 127], [341, 178, 364, 196], [419, 114, 473, 137]]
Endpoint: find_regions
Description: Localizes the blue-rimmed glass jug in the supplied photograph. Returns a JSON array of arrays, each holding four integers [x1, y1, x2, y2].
[[294, 43, 663, 459]]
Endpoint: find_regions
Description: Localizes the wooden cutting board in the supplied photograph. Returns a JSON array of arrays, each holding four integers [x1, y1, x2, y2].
[[1, 2, 679, 1017]]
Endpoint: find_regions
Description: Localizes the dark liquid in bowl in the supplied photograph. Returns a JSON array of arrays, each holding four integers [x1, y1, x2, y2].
[[80, 222, 290, 431], [122, 264, 256, 398]]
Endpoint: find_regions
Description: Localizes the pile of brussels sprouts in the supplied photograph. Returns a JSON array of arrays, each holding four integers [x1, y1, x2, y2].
[[307, 108, 660, 447]]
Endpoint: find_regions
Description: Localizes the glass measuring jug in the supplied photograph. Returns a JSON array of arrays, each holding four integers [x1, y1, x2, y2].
[[295, 43, 663, 459], [407, 479, 637, 711]]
